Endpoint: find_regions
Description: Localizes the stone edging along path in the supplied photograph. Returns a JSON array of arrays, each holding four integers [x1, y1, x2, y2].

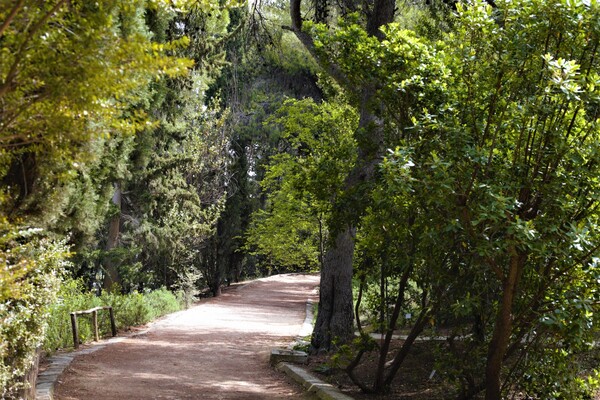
[[277, 363, 355, 400], [275, 297, 356, 400], [36, 322, 156, 399]]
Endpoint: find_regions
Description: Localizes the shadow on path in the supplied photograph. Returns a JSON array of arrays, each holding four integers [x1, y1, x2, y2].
[[53, 274, 320, 400]]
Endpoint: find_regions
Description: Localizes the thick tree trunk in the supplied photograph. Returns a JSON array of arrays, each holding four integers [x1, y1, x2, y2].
[[310, 90, 385, 353], [311, 226, 356, 352], [485, 250, 523, 400], [211, 275, 222, 296], [311, 87, 383, 353], [290, 0, 395, 353], [102, 183, 122, 290]]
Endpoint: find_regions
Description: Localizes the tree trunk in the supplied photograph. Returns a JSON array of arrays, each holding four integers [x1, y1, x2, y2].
[[310, 88, 386, 352], [102, 183, 122, 290], [212, 217, 230, 297], [311, 226, 356, 352], [211, 275, 222, 296], [314, 0, 328, 23], [485, 250, 524, 400], [290, 0, 395, 353], [208, 236, 222, 297], [374, 266, 411, 390]]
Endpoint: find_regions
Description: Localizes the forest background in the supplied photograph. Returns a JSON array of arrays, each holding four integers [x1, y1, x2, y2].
[[1, 0, 600, 399]]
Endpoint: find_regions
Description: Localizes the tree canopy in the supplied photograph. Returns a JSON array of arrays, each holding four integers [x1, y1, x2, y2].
[[2, 0, 600, 399]]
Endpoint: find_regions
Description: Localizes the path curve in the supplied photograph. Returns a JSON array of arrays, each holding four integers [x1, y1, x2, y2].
[[54, 274, 320, 400]]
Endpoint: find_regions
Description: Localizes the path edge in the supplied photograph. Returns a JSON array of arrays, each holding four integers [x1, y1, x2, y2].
[[277, 362, 355, 400], [35, 328, 151, 399], [276, 294, 356, 400]]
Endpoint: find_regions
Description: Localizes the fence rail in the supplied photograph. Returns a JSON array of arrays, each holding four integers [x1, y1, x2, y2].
[[70, 306, 116, 349]]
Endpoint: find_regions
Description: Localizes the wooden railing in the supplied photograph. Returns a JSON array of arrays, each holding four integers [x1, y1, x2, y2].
[[70, 306, 117, 349]]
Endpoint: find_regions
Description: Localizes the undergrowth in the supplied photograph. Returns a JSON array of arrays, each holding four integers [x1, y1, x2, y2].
[[43, 279, 184, 353]]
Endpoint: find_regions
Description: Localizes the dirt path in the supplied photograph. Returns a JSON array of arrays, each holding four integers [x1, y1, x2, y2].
[[54, 274, 320, 400]]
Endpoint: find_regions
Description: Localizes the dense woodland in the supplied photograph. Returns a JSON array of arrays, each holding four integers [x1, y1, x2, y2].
[[1, 0, 600, 399]]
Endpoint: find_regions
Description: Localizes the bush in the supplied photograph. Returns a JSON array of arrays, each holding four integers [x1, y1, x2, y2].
[[0, 228, 67, 399], [143, 287, 182, 320], [43, 282, 183, 353], [43, 279, 101, 352]]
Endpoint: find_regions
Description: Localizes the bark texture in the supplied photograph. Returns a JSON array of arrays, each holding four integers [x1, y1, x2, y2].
[[102, 183, 122, 290], [311, 226, 356, 351], [484, 250, 524, 400]]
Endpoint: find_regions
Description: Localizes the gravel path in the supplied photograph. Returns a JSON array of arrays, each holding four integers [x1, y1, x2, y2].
[[54, 274, 320, 400]]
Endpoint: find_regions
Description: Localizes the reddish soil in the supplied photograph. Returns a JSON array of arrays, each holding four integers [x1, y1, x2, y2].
[[54, 274, 320, 400]]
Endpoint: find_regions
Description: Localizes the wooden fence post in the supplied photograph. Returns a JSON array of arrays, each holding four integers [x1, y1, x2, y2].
[[92, 309, 99, 341], [70, 306, 115, 348], [70, 313, 79, 349], [109, 307, 117, 337]]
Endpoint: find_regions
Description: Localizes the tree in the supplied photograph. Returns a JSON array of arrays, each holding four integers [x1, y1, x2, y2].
[[0, 0, 191, 218], [245, 98, 358, 273], [0, 0, 194, 395], [288, 0, 396, 352], [204, 1, 325, 287], [282, 0, 600, 397], [307, 18, 451, 392], [425, 2, 600, 397], [362, 1, 600, 397], [91, 2, 235, 293]]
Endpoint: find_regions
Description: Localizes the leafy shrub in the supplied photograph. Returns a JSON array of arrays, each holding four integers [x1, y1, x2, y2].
[[518, 347, 600, 400], [100, 289, 149, 328], [0, 228, 67, 398], [143, 287, 182, 320], [44, 279, 101, 352], [43, 282, 183, 353]]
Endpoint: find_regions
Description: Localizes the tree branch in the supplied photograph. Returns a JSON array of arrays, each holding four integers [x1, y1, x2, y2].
[[0, 0, 25, 38], [366, 0, 395, 39], [282, 25, 349, 87], [286, 0, 349, 87], [0, 0, 68, 98]]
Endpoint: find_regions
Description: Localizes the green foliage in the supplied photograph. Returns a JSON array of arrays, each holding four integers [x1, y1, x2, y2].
[[244, 98, 358, 270], [199, 0, 329, 284], [108, 4, 235, 292], [372, 0, 600, 396], [101, 290, 150, 328], [0, 0, 192, 218], [0, 1, 225, 396], [245, 193, 322, 271], [143, 287, 182, 319], [43, 279, 182, 353], [0, 226, 67, 398], [519, 347, 600, 400], [266, 99, 358, 209], [43, 279, 99, 352], [121, 101, 229, 291], [300, 0, 600, 396]]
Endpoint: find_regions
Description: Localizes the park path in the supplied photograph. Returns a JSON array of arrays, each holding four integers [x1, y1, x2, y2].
[[54, 274, 320, 400]]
